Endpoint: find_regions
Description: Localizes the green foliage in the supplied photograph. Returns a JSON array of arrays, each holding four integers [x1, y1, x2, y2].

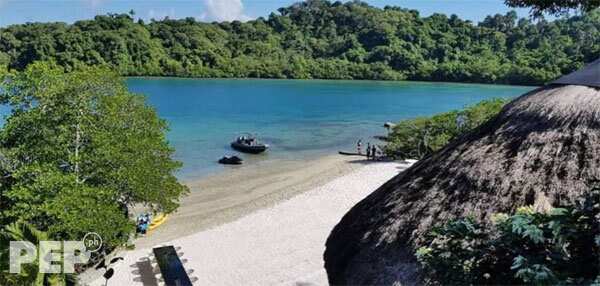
[[0, 62, 188, 250], [0, 221, 74, 286], [385, 98, 507, 159], [1, 1, 599, 85], [505, 0, 600, 17], [417, 189, 600, 285]]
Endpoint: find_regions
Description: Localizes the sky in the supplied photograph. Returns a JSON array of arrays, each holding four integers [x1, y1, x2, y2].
[[0, 0, 532, 27]]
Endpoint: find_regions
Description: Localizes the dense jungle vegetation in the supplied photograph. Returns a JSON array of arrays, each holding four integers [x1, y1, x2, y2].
[[0, 0, 599, 85]]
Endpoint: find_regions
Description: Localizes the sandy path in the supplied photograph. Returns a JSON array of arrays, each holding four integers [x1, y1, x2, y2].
[[92, 159, 412, 286]]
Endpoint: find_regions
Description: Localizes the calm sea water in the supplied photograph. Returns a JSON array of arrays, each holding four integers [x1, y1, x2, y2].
[[126, 78, 533, 181]]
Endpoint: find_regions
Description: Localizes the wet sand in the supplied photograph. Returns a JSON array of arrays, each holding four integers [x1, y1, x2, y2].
[[135, 155, 367, 248]]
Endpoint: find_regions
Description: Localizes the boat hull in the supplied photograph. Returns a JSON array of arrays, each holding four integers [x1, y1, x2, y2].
[[231, 142, 268, 154], [218, 156, 243, 165]]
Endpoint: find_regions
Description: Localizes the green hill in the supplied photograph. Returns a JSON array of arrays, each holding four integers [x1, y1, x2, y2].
[[1, 0, 598, 85]]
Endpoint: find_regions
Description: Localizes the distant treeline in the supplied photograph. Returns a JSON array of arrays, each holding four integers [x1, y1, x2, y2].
[[0, 0, 599, 85]]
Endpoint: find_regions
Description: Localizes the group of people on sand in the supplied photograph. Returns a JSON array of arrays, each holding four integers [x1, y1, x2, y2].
[[357, 140, 379, 160], [136, 213, 152, 235]]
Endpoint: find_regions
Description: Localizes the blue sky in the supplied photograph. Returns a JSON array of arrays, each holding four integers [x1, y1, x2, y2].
[[0, 0, 531, 27]]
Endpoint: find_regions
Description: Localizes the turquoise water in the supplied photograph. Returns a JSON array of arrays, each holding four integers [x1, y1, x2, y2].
[[127, 78, 533, 181]]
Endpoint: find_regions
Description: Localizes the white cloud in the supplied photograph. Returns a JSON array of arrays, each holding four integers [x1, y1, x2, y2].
[[200, 0, 252, 22]]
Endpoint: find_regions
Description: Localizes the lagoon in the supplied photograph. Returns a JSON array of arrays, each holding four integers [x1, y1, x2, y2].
[[127, 78, 533, 181]]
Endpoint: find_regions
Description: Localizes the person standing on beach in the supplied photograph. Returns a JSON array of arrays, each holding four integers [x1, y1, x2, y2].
[[366, 142, 371, 159], [371, 145, 377, 161]]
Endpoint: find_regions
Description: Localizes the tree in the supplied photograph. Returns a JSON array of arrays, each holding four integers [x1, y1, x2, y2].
[[1, 2, 599, 85], [0, 62, 188, 249], [480, 11, 518, 33], [384, 99, 508, 159], [505, 0, 600, 17]]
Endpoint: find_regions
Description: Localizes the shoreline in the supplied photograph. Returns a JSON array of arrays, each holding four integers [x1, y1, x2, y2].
[[134, 154, 369, 248], [127, 76, 538, 88], [93, 156, 414, 285]]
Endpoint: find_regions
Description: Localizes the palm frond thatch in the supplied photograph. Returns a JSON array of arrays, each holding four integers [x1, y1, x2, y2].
[[325, 82, 600, 284]]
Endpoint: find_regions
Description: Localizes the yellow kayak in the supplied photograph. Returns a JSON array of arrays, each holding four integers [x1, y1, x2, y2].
[[148, 213, 168, 232]]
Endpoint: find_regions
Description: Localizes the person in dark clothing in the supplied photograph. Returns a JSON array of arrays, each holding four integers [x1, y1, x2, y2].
[[366, 143, 371, 159], [371, 145, 377, 161]]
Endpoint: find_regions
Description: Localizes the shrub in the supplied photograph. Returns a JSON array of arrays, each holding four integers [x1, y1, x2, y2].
[[385, 98, 507, 159], [416, 189, 600, 285]]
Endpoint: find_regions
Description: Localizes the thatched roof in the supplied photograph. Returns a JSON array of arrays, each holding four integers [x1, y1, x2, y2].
[[324, 67, 600, 284], [553, 59, 600, 88]]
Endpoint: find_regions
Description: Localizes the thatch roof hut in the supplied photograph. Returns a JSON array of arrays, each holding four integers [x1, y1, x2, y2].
[[324, 60, 600, 285]]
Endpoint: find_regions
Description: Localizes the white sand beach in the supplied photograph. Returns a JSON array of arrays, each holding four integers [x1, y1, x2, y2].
[[89, 157, 413, 286], [134, 155, 368, 248]]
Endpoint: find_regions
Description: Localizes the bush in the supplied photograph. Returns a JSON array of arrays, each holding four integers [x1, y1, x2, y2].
[[385, 98, 507, 159], [416, 188, 600, 285]]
